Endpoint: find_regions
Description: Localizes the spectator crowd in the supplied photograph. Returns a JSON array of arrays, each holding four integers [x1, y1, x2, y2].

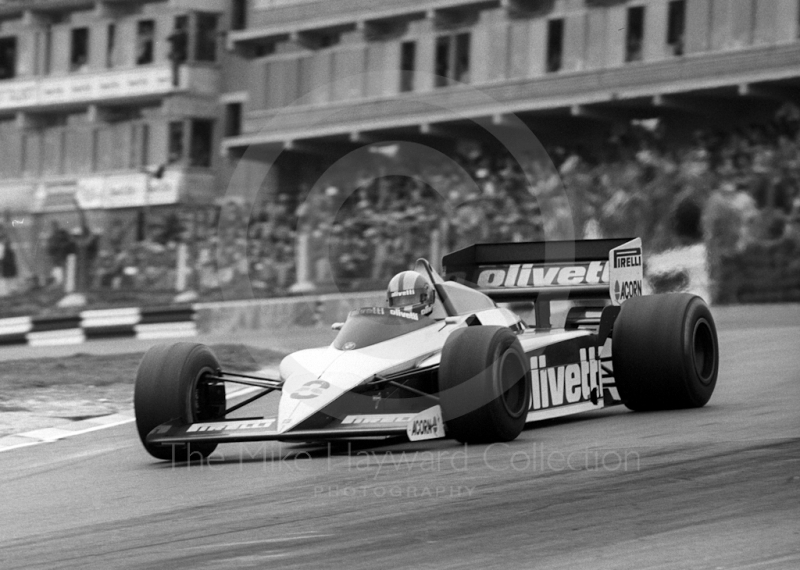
[[4, 103, 799, 308]]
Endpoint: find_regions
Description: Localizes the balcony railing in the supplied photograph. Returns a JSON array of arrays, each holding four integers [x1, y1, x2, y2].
[[231, 42, 800, 146], [0, 64, 219, 112], [231, 0, 495, 45], [0, 0, 95, 17]]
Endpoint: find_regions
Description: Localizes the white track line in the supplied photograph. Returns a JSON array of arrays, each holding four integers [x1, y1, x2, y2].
[[178, 534, 335, 551], [0, 440, 42, 453], [0, 382, 271, 453]]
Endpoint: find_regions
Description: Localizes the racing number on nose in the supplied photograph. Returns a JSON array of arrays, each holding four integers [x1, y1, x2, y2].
[[290, 380, 331, 400]]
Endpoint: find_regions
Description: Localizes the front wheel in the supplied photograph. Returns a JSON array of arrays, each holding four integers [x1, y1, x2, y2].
[[438, 326, 531, 443], [612, 293, 719, 410], [134, 343, 226, 461]]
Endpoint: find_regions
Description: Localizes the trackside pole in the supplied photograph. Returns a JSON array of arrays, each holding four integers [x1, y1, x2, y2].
[[291, 231, 315, 292], [176, 242, 189, 292], [65, 253, 76, 294]]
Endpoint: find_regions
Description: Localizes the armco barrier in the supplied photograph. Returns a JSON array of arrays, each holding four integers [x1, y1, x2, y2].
[[193, 291, 384, 335], [0, 306, 197, 347], [0, 255, 740, 348], [716, 238, 800, 304], [0, 263, 723, 348]]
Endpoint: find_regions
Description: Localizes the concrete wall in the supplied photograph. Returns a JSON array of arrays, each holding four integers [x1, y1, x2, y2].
[[194, 291, 384, 334], [241, 0, 800, 112]]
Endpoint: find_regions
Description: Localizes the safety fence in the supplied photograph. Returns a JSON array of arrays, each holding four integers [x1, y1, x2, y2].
[[714, 238, 800, 304]]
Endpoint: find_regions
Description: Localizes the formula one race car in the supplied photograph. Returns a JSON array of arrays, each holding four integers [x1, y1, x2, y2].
[[134, 238, 719, 461]]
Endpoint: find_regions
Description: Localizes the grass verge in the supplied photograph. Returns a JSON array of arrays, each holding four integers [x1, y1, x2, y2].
[[0, 343, 287, 392]]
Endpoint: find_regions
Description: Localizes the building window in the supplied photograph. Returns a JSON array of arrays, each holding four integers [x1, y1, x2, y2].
[[106, 24, 116, 68], [0, 37, 16, 80], [130, 122, 150, 168], [0, 119, 19, 176], [43, 27, 52, 75], [168, 16, 189, 64], [168, 16, 189, 86], [667, 0, 685, 56], [251, 42, 274, 58], [435, 36, 449, 87], [232, 0, 247, 31], [70, 27, 89, 71], [625, 6, 645, 63], [42, 125, 66, 176], [546, 19, 563, 73], [140, 123, 150, 167], [454, 33, 470, 83], [225, 103, 242, 137], [23, 131, 42, 176], [316, 31, 340, 49], [168, 121, 184, 164], [400, 40, 416, 93], [190, 119, 213, 167], [195, 13, 219, 62], [434, 32, 470, 88], [137, 20, 156, 65]]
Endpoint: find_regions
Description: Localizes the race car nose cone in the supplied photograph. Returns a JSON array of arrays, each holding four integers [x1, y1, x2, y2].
[[277, 369, 363, 434]]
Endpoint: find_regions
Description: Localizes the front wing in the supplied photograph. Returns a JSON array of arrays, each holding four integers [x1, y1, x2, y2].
[[146, 407, 445, 447]]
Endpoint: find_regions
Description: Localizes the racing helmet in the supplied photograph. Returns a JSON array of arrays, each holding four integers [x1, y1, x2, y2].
[[386, 270, 435, 315]]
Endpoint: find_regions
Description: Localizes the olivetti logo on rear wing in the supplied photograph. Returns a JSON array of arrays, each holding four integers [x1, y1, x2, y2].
[[476, 261, 610, 289], [443, 238, 644, 305]]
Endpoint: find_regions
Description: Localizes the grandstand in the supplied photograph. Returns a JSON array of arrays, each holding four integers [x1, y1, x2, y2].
[[0, 0, 231, 297], [222, 0, 800, 162], [218, 0, 800, 300], [0, 0, 798, 311]]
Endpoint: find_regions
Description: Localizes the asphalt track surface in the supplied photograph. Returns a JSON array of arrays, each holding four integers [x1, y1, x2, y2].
[[1, 305, 798, 569]]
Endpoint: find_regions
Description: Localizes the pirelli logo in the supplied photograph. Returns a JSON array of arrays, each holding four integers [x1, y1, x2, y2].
[[187, 419, 276, 432], [477, 262, 609, 289], [613, 247, 642, 268], [341, 414, 416, 425]]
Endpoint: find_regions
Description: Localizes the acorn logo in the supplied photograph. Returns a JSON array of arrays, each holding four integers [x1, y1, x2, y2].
[[614, 280, 642, 303]]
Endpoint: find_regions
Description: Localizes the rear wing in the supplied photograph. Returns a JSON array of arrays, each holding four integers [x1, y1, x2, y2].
[[442, 238, 643, 323]]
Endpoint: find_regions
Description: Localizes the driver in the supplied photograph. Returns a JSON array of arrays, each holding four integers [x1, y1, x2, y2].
[[386, 270, 435, 316]]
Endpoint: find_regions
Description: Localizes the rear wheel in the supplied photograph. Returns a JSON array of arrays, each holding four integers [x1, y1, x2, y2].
[[134, 343, 226, 461], [439, 326, 531, 443], [612, 293, 718, 410]]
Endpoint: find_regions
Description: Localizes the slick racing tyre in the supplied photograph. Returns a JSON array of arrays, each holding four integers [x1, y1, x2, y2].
[[612, 293, 718, 411], [134, 343, 226, 461], [439, 326, 531, 443]]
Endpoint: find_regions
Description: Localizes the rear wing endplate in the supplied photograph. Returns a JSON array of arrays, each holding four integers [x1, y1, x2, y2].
[[442, 238, 643, 315]]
